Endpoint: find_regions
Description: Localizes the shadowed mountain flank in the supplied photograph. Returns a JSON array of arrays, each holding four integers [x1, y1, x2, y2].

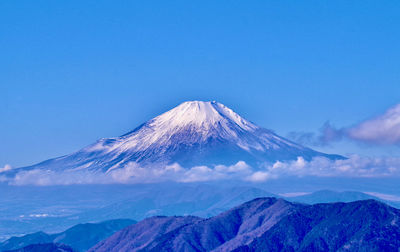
[[90, 197, 400, 252]]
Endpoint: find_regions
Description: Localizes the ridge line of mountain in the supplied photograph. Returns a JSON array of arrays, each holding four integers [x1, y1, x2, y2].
[[89, 196, 400, 252]]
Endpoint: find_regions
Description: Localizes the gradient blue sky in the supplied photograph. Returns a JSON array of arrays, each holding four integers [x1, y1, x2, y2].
[[1, 0, 400, 167]]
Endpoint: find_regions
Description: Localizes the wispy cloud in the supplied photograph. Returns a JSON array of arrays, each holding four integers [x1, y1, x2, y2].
[[288, 103, 400, 146], [287, 122, 344, 147], [278, 192, 311, 197], [363, 192, 400, 202], [10, 169, 111, 186]]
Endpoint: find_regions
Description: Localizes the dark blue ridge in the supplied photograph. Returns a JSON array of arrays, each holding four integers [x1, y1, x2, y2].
[[90, 197, 400, 252]]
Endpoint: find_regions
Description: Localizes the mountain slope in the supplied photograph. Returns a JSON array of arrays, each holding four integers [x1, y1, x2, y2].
[[4, 243, 76, 252], [0, 219, 135, 252], [234, 200, 400, 251], [13, 101, 342, 176], [90, 198, 400, 252], [90, 216, 202, 252]]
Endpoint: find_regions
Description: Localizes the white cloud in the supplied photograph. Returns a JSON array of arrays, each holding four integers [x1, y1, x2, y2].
[[262, 155, 400, 178], [5, 161, 253, 185], [180, 165, 221, 182], [109, 162, 149, 183], [288, 103, 400, 146], [347, 104, 400, 145], [180, 161, 252, 182], [245, 171, 271, 182], [165, 162, 184, 172], [107, 162, 185, 183], [214, 161, 251, 173], [0, 164, 12, 173]]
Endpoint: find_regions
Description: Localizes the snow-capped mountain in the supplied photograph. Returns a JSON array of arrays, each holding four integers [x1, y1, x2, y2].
[[17, 101, 342, 174]]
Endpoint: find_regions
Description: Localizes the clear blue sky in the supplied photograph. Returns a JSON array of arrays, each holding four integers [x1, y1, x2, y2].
[[1, 0, 400, 167]]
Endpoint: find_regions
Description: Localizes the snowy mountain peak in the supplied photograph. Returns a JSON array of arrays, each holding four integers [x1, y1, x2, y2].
[[113, 101, 261, 156], [147, 101, 258, 134]]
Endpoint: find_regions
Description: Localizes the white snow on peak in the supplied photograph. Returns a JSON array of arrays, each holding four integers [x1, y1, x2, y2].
[[149, 101, 258, 132], [85, 101, 262, 154], [121, 101, 260, 149], [82, 100, 303, 163]]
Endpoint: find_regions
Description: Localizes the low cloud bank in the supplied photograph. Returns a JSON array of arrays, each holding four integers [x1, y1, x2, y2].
[[1, 161, 253, 186], [250, 155, 400, 182], [2, 155, 400, 185], [289, 103, 400, 146]]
